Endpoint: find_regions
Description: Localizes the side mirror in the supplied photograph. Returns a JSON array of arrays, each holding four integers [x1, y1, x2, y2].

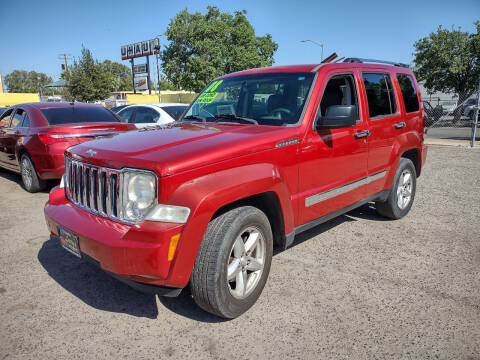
[[316, 105, 357, 130]]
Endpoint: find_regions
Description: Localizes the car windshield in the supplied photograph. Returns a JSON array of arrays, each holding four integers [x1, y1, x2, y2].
[[182, 72, 315, 126], [162, 105, 187, 121], [40, 106, 121, 125]]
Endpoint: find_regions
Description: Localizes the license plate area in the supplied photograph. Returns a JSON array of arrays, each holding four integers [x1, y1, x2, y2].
[[58, 226, 81, 258]]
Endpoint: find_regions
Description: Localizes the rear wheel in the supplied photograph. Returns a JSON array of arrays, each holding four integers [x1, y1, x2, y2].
[[190, 206, 273, 318], [375, 158, 416, 220], [20, 154, 46, 193]]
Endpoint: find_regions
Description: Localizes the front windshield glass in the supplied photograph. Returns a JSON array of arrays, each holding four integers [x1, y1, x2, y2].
[[183, 72, 315, 126]]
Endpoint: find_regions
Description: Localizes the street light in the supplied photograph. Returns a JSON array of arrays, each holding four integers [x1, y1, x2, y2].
[[301, 39, 324, 61]]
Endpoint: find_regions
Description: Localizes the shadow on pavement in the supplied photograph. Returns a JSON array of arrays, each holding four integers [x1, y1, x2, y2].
[[38, 236, 159, 319], [0, 168, 58, 193], [38, 203, 387, 322]]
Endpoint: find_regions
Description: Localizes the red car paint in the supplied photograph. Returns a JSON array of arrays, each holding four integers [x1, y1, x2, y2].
[[44, 63, 427, 290], [0, 102, 136, 180]]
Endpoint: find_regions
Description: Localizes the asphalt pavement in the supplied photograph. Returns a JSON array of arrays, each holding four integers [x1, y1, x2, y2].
[[0, 145, 479, 359]]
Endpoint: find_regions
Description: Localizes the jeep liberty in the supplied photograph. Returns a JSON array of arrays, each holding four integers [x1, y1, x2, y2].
[[45, 59, 427, 318]]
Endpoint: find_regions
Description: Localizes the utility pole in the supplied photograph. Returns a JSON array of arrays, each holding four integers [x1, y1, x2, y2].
[[58, 53, 72, 72], [300, 40, 324, 61]]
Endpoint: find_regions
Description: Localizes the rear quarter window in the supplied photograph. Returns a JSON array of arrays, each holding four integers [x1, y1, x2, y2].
[[397, 74, 419, 113], [40, 106, 121, 125]]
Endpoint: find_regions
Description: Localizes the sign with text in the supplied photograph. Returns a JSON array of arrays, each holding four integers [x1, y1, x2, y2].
[[133, 64, 148, 74], [121, 38, 159, 60], [134, 76, 148, 91]]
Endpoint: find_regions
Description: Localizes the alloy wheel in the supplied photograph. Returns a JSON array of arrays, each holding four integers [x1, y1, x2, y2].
[[227, 226, 265, 299], [396, 169, 413, 210]]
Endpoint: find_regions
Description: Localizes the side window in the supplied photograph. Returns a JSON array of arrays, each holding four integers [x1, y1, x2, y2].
[[319, 74, 358, 118], [134, 107, 159, 124], [12, 109, 27, 128], [397, 74, 419, 113], [118, 107, 135, 123], [0, 109, 13, 127], [22, 113, 30, 128], [362, 73, 397, 118]]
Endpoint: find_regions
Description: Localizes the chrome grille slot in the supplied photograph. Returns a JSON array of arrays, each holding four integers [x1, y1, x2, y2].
[[65, 158, 120, 220]]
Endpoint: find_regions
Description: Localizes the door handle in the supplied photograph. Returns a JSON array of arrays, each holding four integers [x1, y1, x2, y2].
[[394, 122, 406, 129], [354, 130, 370, 139]]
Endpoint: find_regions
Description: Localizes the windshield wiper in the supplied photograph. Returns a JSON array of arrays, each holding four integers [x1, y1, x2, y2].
[[183, 115, 207, 123], [214, 113, 258, 125]]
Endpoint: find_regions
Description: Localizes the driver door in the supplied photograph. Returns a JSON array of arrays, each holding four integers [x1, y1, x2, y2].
[[297, 71, 369, 226]]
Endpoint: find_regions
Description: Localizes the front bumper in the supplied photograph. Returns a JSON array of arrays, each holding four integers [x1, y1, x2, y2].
[[44, 186, 186, 290]]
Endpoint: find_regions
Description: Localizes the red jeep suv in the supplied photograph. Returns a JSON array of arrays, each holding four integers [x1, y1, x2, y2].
[[45, 59, 427, 318], [0, 102, 135, 192]]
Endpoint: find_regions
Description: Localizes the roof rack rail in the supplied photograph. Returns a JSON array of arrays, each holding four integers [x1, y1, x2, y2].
[[342, 57, 409, 68]]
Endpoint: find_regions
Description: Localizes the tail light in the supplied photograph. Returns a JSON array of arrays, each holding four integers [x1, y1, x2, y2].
[[38, 133, 75, 145]]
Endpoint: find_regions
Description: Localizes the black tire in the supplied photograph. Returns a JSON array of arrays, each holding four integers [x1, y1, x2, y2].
[[190, 206, 273, 318], [20, 153, 46, 193], [375, 158, 416, 220]]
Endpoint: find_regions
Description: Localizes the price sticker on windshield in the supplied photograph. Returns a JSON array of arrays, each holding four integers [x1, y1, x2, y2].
[[195, 80, 223, 104]]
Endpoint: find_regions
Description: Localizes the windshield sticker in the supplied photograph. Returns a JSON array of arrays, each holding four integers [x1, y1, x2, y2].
[[196, 80, 223, 104]]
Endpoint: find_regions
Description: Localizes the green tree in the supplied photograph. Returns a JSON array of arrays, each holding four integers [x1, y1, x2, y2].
[[102, 60, 133, 92], [157, 79, 176, 91], [162, 6, 278, 92], [4, 70, 52, 93], [64, 47, 112, 102], [413, 22, 480, 118]]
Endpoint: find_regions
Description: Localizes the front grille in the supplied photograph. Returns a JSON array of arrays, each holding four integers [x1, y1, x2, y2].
[[65, 158, 120, 219]]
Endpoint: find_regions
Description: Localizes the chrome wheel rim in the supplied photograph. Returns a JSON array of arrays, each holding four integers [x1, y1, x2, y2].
[[227, 226, 265, 299], [397, 169, 413, 210], [21, 158, 33, 189]]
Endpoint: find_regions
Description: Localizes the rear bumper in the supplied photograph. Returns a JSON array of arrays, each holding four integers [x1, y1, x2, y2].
[[44, 186, 186, 290]]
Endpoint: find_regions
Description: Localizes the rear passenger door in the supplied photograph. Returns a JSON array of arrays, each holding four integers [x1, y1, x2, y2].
[[4, 108, 29, 167], [0, 108, 14, 166], [360, 72, 402, 195]]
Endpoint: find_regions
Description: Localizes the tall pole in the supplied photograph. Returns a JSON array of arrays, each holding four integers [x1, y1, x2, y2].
[[146, 55, 152, 95], [130, 58, 136, 94], [300, 40, 324, 61], [156, 54, 161, 102], [154, 36, 162, 102]]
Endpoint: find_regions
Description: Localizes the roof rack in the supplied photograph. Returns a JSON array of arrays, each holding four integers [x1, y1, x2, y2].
[[342, 57, 409, 68]]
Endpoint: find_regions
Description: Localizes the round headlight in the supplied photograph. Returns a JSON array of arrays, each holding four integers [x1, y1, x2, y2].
[[127, 174, 155, 209]]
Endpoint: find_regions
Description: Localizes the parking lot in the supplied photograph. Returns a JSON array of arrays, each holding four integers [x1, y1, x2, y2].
[[0, 145, 479, 359]]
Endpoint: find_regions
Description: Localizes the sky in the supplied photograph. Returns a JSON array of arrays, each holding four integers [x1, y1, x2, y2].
[[1, 0, 479, 81]]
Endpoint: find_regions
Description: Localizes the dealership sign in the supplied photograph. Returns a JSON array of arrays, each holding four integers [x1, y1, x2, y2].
[[134, 76, 148, 91], [133, 64, 148, 74], [121, 38, 159, 60]]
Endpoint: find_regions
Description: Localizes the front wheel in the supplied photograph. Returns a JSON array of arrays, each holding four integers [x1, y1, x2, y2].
[[190, 206, 273, 318], [375, 158, 416, 220]]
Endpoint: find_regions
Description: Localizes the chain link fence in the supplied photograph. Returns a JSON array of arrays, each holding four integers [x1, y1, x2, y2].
[[424, 82, 480, 147]]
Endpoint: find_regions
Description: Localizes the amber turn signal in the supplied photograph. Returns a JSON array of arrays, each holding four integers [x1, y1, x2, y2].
[[168, 234, 181, 261]]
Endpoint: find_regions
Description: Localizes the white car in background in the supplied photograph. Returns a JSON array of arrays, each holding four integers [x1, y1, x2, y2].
[[117, 103, 188, 128]]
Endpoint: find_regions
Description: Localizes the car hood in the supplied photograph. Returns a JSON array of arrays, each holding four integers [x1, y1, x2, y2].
[[68, 122, 296, 176]]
